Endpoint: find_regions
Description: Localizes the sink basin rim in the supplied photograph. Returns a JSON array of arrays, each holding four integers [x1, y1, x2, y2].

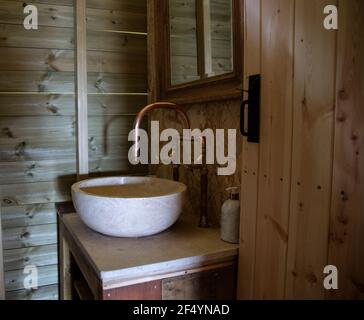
[[71, 176, 187, 200]]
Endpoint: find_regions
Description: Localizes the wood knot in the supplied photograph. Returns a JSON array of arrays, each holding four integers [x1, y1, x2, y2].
[[338, 88, 349, 100], [20, 231, 30, 239], [298, 202, 304, 211], [305, 272, 318, 284], [46, 105, 59, 115], [336, 113, 346, 122], [338, 213, 349, 226], [301, 97, 307, 107], [340, 191, 348, 202], [2, 127, 15, 138], [15, 141, 26, 157]]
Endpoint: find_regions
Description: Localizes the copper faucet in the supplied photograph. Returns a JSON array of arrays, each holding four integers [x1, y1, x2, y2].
[[133, 102, 209, 228], [133, 102, 190, 181]]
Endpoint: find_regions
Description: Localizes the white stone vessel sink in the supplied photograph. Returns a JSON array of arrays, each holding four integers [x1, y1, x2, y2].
[[71, 177, 186, 238]]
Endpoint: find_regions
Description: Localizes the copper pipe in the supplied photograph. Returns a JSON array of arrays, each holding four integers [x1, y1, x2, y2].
[[133, 102, 191, 180], [199, 166, 209, 228]]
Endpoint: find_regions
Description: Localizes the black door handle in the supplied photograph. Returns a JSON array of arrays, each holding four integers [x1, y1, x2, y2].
[[240, 75, 260, 143], [240, 99, 249, 136]]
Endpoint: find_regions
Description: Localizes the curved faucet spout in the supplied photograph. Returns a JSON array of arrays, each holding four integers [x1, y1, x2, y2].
[[133, 102, 191, 163], [134, 102, 191, 132]]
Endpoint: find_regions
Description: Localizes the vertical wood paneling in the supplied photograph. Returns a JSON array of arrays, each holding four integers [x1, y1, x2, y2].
[[285, 0, 337, 299], [239, 0, 363, 300], [253, 0, 294, 300], [327, 0, 364, 299], [237, 0, 261, 300]]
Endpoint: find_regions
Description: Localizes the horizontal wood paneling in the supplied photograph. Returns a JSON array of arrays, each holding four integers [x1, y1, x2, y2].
[[0, 0, 148, 300], [0, 48, 75, 72], [3, 244, 58, 272], [0, 116, 141, 141], [0, 25, 146, 53], [0, 49, 146, 74], [0, 157, 144, 184], [0, 24, 74, 50], [5, 264, 58, 291], [171, 56, 232, 76], [171, 37, 231, 58], [0, 94, 147, 116], [85, 7, 146, 32], [1, 179, 74, 206], [11, 0, 147, 11], [11, 0, 73, 6], [2, 224, 57, 250], [0, 72, 146, 93], [0, 1, 146, 32], [0, 135, 136, 162], [87, 31, 147, 53], [6, 284, 58, 300], [1, 203, 57, 228], [0, 1, 74, 28]]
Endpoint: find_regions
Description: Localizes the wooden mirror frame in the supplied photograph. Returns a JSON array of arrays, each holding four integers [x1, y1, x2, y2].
[[150, 0, 244, 104]]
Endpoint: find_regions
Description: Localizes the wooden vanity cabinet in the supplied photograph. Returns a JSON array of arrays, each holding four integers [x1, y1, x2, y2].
[[58, 210, 238, 301], [63, 244, 236, 301]]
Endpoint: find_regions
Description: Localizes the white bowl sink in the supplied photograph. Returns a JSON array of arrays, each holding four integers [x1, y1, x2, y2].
[[71, 177, 187, 238]]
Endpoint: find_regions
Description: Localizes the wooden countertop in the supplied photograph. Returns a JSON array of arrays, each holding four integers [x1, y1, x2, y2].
[[60, 213, 239, 289]]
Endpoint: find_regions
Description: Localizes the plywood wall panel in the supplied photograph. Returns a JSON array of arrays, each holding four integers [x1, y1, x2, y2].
[[327, 0, 364, 299]]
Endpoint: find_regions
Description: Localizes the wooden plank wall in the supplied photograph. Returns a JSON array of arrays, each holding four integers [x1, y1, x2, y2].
[[85, 0, 148, 177], [0, 0, 148, 300], [239, 0, 364, 299], [0, 0, 76, 300]]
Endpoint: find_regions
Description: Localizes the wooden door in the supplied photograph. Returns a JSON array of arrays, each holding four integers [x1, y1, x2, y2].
[[238, 0, 364, 300]]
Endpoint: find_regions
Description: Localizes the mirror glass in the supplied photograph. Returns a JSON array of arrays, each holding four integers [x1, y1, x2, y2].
[[169, 0, 233, 86]]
